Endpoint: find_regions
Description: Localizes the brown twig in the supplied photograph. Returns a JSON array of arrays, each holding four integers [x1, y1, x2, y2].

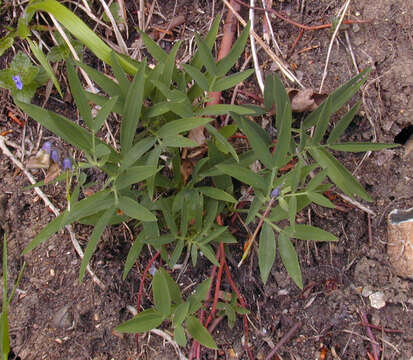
[[232, 0, 371, 31], [359, 322, 403, 334], [264, 321, 302, 360]]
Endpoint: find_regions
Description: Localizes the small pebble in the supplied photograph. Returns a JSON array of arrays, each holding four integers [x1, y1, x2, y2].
[[369, 291, 386, 309]]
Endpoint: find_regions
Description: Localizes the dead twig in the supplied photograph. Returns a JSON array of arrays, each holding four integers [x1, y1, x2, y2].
[[264, 321, 302, 360], [360, 311, 380, 360]]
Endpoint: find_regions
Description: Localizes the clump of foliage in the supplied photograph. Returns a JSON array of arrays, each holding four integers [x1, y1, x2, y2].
[[3, 0, 396, 353]]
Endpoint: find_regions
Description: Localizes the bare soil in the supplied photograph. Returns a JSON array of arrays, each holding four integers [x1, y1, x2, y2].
[[0, 0, 412, 359]]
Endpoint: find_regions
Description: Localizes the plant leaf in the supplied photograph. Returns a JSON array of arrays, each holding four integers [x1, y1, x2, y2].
[[278, 233, 303, 289], [326, 142, 398, 152], [194, 34, 217, 76], [307, 192, 335, 208], [122, 232, 144, 279], [212, 69, 254, 92], [215, 164, 267, 191], [115, 309, 165, 333], [174, 324, 187, 347], [308, 146, 372, 201], [157, 117, 214, 138], [327, 101, 361, 143], [197, 187, 236, 203], [258, 222, 276, 284], [119, 137, 156, 172], [152, 268, 171, 316], [285, 224, 338, 242], [93, 95, 119, 133], [183, 63, 209, 91], [114, 166, 159, 190], [311, 95, 332, 144], [79, 208, 114, 281], [185, 316, 217, 349], [121, 61, 145, 152], [118, 196, 156, 222]]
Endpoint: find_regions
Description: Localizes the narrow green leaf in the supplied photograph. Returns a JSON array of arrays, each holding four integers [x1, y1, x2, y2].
[[235, 115, 273, 168], [161, 135, 198, 148], [327, 101, 361, 143], [288, 196, 297, 230], [79, 208, 114, 282], [203, 198, 218, 234], [110, 51, 130, 97], [16, 101, 120, 163], [309, 147, 372, 201], [199, 226, 228, 245], [188, 278, 211, 313], [246, 196, 264, 225], [163, 40, 181, 85], [198, 104, 253, 116], [216, 22, 250, 76], [77, 61, 121, 96], [159, 268, 182, 304], [302, 69, 370, 130], [307, 192, 335, 208], [212, 69, 254, 92], [28, 39, 62, 97], [272, 74, 292, 168], [173, 302, 190, 327], [326, 142, 398, 152], [158, 199, 178, 237], [205, 124, 239, 162], [139, 30, 168, 63], [311, 95, 332, 144], [119, 137, 156, 172], [158, 117, 214, 138], [197, 187, 236, 203], [185, 316, 217, 349], [115, 309, 164, 333], [278, 233, 303, 289], [199, 244, 220, 266], [92, 95, 119, 133], [194, 34, 217, 75], [285, 224, 338, 242], [152, 268, 171, 316], [216, 164, 267, 191], [121, 61, 145, 152], [114, 166, 159, 190], [258, 222, 276, 284], [183, 63, 209, 91], [122, 232, 144, 279], [306, 169, 328, 191], [66, 61, 93, 129], [174, 324, 187, 347], [118, 196, 156, 222], [191, 14, 221, 70]]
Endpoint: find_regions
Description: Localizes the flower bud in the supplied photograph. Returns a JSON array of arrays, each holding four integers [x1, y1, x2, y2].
[[41, 141, 53, 154], [62, 157, 73, 171], [12, 75, 23, 90], [271, 186, 282, 199], [51, 149, 60, 163]]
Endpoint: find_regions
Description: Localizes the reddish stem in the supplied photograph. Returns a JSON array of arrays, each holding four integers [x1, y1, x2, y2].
[[223, 260, 254, 360], [135, 250, 161, 348], [360, 311, 380, 360]]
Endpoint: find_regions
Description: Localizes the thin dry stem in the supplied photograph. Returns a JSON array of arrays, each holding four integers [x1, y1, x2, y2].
[[249, 0, 265, 94]]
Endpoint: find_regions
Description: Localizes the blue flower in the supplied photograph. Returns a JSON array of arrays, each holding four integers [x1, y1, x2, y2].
[[41, 141, 53, 154], [51, 150, 60, 163], [62, 157, 73, 171], [271, 186, 282, 199], [12, 75, 23, 90]]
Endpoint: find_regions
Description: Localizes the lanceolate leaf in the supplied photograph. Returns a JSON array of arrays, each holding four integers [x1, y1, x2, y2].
[[118, 196, 156, 222], [258, 222, 276, 284], [326, 143, 398, 152], [194, 34, 217, 76], [157, 117, 214, 138], [309, 147, 372, 201], [115, 309, 165, 333], [121, 61, 145, 152], [183, 64, 209, 91], [327, 101, 361, 144], [197, 187, 236, 203], [216, 164, 267, 191], [284, 224, 338, 242], [152, 268, 171, 316], [211, 69, 254, 92], [278, 233, 303, 289], [185, 316, 217, 349], [311, 95, 332, 144], [79, 208, 115, 282]]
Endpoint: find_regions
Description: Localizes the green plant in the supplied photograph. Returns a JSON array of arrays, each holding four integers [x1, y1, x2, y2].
[[10, 1, 397, 354], [0, 235, 25, 360]]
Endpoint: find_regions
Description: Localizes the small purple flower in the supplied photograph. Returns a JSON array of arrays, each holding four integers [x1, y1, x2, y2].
[[62, 157, 73, 171], [51, 149, 60, 163], [271, 186, 282, 199], [41, 141, 53, 154], [12, 75, 23, 90], [149, 264, 157, 276]]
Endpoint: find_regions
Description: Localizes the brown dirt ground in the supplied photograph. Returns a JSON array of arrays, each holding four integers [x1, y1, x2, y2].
[[0, 0, 412, 359]]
